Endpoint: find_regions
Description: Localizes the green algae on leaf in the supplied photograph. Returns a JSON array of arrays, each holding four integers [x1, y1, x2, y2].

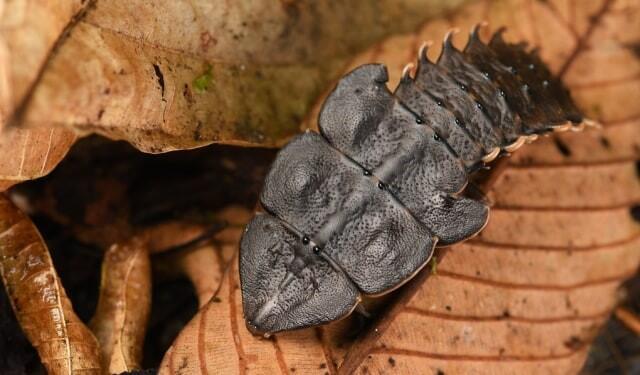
[[193, 65, 213, 93], [15, 0, 466, 153]]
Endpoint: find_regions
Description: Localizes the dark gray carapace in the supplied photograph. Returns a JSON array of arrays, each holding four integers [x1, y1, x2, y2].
[[240, 26, 585, 336]]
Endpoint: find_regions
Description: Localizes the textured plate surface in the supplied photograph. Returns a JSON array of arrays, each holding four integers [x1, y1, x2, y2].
[[241, 28, 583, 335], [240, 213, 360, 333], [261, 132, 435, 294]]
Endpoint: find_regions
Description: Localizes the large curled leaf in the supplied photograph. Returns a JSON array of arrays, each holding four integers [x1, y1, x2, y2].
[[0, 0, 466, 194], [12, 0, 465, 153], [0, 194, 101, 374], [159, 0, 640, 373]]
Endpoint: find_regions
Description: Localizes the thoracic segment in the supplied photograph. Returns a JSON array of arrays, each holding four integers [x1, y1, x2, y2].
[[240, 26, 584, 335]]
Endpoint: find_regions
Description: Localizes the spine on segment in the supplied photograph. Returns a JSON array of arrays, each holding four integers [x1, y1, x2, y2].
[[394, 24, 589, 171], [239, 24, 590, 335]]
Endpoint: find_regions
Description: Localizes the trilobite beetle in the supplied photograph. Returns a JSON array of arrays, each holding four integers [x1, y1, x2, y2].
[[239, 25, 593, 336]]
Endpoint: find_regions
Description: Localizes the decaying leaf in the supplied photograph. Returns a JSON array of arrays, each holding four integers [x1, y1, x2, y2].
[[152, 206, 252, 308], [87, 208, 248, 374], [172, 244, 221, 308], [159, 0, 640, 373], [14, 0, 466, 152], [147, 222, 222, 309], [0, 127, 76, 191], [89, 237, 151, 374], [1, 0, 467, 196], [0, 0, 92, 127], [0, 0, 83, 189], [0, 194, 101, 374]]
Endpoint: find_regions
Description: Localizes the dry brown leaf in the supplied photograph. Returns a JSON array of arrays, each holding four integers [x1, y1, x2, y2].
[[0, 194, 101, 374], [139, 221, 211, 256], [152, 206, 253, 307], [89, 211, 248, 374], [158, 0, 640, 374], [173, 244, 222, 308], [0, 0, 83, 189], [89, 237, 151, 374], [148, 224, 222, 308], [0, 127, 76, 191], [0, 0, 91, 126], [1, 0, 465, 195], [13, 0, 466, 152], [181, 206, 256, 307]]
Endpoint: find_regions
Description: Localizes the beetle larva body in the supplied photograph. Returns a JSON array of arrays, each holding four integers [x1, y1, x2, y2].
[[240, 26, 584, 335]]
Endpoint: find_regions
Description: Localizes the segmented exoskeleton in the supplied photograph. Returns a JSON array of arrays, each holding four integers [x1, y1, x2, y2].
[[240, 25, 590, 335]]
